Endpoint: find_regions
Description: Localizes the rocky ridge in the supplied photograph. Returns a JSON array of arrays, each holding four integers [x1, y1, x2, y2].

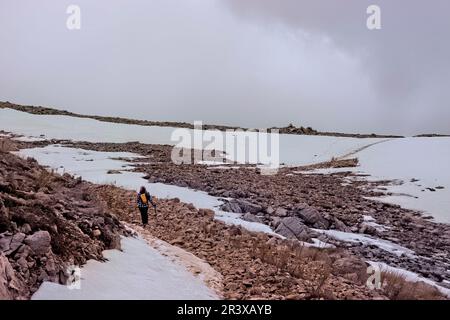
[[0, 101, 404, 138]]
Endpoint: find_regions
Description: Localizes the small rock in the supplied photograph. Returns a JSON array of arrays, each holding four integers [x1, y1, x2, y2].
[[359, 225, 377, 236], [20, 223, 32, 234], [92, 229, 102, 237], [297, 206, 329, 229], [170, 237, 184, 246], [265, 206, 275, 215], [0, 234, 12, 252], [274, 208, 288, 217], [7, 233, 26, 255], [24, 231, 51, 255], [271, 217, 282, 228], [106, 170, 122, 174], [334, 217, 350, 232]]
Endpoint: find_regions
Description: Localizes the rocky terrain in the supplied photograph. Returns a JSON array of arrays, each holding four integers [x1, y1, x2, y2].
[[92, 183, 448, 300], [0, 141, 127, 299], [0, 101, 404, 138], [27, 140, 450, 288], [141, 161, 450, 286], [2, 136, 448, 299], [92, 184, 386, 300], [2, 140, 388, 300]]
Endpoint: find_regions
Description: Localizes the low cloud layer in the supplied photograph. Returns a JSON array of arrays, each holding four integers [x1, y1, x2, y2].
[[1, 0, 449, 135]]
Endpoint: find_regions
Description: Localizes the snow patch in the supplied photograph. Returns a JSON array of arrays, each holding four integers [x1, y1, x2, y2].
[[362, 215, 389, 232], [312, 229, 415, 257], [32, 236, 218, 300]]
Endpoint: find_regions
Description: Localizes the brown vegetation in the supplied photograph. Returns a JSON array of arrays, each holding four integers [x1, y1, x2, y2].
[[381, 270, 445, 300]]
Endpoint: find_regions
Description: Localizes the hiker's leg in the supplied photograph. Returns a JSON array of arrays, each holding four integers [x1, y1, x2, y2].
[[139, 207, 148, 226], [142, 207, 149, 226]]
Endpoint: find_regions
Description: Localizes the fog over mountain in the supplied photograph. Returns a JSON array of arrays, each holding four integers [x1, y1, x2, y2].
[[1, 0, 449, 135]]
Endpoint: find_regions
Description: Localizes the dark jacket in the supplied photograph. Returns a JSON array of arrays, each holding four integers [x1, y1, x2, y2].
[[137, 191, 155, 208]]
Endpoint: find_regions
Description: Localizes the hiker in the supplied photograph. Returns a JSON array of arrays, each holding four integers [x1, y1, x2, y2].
[[137, 186, 156, 227]]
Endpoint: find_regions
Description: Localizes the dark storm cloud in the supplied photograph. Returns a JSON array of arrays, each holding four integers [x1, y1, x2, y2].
[[222, 0, 450, 134]]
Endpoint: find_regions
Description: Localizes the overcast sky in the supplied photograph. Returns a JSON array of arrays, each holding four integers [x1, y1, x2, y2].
[[1, 0, 449, 135]]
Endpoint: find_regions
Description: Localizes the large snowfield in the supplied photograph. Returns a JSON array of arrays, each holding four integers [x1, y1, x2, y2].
[[0, 108, 382, 166], [347, 138, 450, 223], [307, 138, 450, 223]]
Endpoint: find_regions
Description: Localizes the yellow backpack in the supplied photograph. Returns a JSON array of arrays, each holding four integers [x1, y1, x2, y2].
[[140, 193, 148, 205]]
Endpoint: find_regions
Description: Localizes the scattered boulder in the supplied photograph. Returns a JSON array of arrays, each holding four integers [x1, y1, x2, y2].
[[7, 233, 26, 255], [296, 206, 329, 229], [265, 206, 275, 215], [359, 224, 377, 236], [236, 199, 262, 214], [242, 213, 262, 224], [24, 231, 51, 255], [219, 199, 263, 215], [333, 217, 350, 232], [0, 233, 12, 252], [219, 200, 242, 213], [275, 217, 311, 241]]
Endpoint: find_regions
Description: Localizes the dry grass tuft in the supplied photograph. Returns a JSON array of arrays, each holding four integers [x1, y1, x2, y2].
[[0, 139, 16, 153], [35, 169, 55, 191], [381, 270, 446, 300]]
